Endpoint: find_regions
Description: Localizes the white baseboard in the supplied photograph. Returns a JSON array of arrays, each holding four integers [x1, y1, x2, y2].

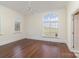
[[0, 32, 27, 46], [67, 47, 79, 58], [0, 33, 66, 46], [73, 50, 79, 58], [25, 34, 66, 43]]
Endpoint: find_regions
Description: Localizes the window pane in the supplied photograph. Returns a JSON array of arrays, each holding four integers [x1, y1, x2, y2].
[[50, 23, 58, 28], [43, 23, 50, 27], [43, 12, 59, 38]]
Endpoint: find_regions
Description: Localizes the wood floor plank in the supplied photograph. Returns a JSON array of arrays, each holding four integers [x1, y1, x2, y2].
[[0, 38, 76, 58]]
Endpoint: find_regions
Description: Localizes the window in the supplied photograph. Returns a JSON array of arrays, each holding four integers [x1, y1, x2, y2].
[[43, 12, 59, 38], [15, 16, 21, 32]]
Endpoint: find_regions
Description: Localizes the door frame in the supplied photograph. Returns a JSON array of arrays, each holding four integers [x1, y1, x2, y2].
[[72, 9, 79, 49]]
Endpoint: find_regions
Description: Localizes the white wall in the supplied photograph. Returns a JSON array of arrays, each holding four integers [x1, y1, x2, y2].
[[67, 1, 79, 50], [0, 5, 26, 45], [24, 8, 67, 43]]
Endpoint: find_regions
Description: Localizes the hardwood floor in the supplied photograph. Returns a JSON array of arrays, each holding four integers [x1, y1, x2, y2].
[[0, 38, 76, 58]]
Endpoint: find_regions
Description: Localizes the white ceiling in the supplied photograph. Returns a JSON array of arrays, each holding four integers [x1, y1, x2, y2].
[[0, 1, 68, 16]]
